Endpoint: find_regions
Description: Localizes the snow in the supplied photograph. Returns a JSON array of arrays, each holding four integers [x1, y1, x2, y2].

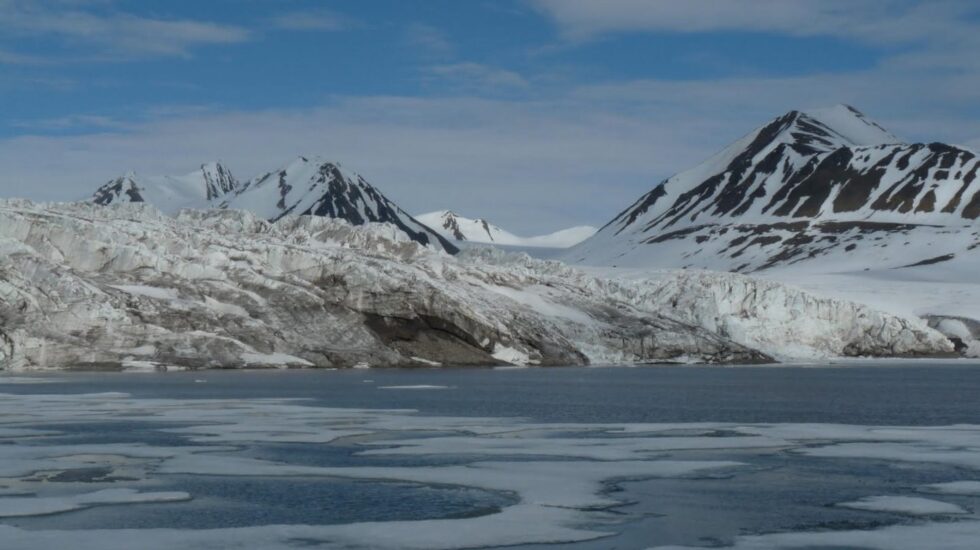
[[836, 495, 968, 515], [804, 104, 900, 147], [416, 210, 596, 248], [91, 163, 239, 215], [240, 352, 314, 367]]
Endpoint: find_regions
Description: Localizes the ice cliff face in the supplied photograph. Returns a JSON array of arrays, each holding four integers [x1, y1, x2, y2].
[[0, 201, 953, 370]]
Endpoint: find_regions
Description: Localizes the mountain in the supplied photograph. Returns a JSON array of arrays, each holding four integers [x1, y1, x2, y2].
[[566, 104, 980, 273], [416, 210, 597, 248], [90, 157, 457, 254], [220, 157, 457, 253], [91, 162, 240, 212]]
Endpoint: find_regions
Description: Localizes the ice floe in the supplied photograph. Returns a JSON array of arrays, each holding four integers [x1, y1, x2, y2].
[[836, 495, 968, 515], [1, 389, 980, 549]]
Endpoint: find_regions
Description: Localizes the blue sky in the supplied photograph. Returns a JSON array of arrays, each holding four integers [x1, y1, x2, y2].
[[1, 0, 979, 233]]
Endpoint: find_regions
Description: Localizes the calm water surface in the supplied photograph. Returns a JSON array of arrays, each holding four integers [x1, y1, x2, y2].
[[3, 362, 980, 549], [7, 362, 980, 424]]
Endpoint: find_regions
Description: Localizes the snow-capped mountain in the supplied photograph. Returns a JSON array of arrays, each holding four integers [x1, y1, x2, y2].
[[566, 105, 980, 273], [90, 157, 457, 254], [221, 157, 457, 253], [417, 210, 597, 248], [91, 162, 240, 212]]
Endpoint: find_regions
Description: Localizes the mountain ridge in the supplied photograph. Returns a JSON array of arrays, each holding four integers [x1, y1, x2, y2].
[[568, 105, 979, 272], [89, 157, 457, 254]]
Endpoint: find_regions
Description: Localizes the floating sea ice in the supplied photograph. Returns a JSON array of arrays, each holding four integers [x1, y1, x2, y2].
[[920, 480, 980, 495], [836, 495, 968, 515], [378, 385, 451, 390], [0, 488, 190, 518], [649, 520, 980, 550]]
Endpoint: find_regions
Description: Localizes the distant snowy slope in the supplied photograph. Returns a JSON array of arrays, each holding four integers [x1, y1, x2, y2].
[[567, 104, 980, 272], [92, 162, 239, 213], [417, 210, 596, 248]]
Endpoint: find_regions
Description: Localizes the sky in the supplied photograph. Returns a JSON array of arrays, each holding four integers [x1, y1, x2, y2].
[[1, 0, 979, 234]]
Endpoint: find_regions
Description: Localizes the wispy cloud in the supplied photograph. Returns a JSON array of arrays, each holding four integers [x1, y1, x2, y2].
[[0, 1, 250, 61], [530, 0, 932, 42], [404, 23, 455, 58], [425, 63, 529, 90], [12, 114, 124, 131], [0, 48, 53, 65], [530, 0, 980, 72], [271, 9, 354, 32]]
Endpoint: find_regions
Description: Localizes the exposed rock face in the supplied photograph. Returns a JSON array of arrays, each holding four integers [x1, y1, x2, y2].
[[0, 201, 953, 370], [568, 105, 980, 272]]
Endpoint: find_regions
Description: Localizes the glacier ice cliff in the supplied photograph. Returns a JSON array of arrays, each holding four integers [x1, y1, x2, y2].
[[0, 200, 953, 370]]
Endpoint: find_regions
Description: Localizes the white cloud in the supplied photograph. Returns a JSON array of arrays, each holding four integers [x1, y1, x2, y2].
[[2, 68, 978, 234], [0, 1, 250, 60]]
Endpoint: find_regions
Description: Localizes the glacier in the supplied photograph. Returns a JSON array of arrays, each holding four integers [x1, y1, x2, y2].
[[0, 200, 954, 371]]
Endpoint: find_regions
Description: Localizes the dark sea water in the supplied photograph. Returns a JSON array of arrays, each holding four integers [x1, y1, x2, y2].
[[8, 362, 980, 425], [3, 362, 980, 549]]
